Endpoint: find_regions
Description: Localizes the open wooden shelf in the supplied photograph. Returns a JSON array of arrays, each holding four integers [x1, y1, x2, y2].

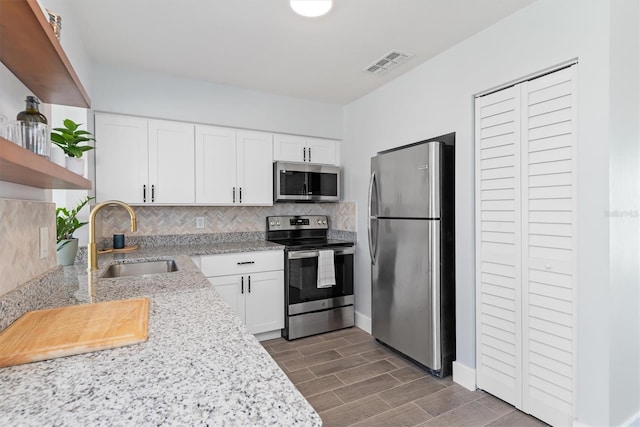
[[0, 0, 91, 108], [0, 137, 92, 189]]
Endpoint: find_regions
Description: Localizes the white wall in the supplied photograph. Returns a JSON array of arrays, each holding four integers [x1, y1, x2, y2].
[[609, 1, 640, 426], [90, 63, 343, 140], [42, 0, 93, 97], [342, 1, 618, 425]]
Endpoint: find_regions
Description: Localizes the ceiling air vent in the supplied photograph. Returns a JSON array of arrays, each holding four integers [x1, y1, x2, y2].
[[364, 50, 413, 76]]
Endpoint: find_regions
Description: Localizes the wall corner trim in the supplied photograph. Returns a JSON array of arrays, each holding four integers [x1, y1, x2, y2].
[[452, 361, 476, 391]]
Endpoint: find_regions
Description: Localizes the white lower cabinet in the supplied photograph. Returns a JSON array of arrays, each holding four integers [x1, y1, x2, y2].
[[200, 251, 284, 335], [208, 271, 284, 334]]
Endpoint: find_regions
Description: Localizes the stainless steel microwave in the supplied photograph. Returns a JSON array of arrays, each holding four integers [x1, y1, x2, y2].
[[274, 162, 340, 202]]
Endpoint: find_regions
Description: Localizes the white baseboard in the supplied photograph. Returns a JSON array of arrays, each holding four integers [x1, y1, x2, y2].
[[355, 311, 371, 334], [452, 361, 476, 391], [255, 330, 282, 342]]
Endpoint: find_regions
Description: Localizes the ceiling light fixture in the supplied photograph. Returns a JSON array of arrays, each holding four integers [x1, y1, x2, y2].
[[290, 0, 333, 17]]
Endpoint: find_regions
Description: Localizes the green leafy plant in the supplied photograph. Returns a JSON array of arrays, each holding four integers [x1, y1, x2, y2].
[[50, 119, 95, 158], [56, 196, 94, 246]]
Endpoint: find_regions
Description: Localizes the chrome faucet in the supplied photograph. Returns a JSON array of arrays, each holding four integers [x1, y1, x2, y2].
[[88, 200, 137, 270]]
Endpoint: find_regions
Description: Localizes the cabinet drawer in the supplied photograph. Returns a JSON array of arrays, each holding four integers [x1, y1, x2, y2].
[[200, 250, 283, 277]]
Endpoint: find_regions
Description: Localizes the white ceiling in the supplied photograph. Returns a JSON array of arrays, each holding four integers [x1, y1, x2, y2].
[[69, 0, 536, 105]]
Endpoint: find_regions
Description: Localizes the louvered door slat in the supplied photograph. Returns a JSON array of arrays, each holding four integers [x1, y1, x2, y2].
[[475, 86, 522, 407], [528, 133, 572, 152]]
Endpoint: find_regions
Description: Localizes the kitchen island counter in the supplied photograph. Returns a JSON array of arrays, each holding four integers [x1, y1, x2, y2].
[[0, 244, 321, 426]]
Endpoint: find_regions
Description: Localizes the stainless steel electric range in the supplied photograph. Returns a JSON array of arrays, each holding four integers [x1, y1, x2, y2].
[[266, 215, 355, 340]]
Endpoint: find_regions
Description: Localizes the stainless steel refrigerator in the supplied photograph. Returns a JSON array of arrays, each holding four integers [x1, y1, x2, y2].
[[368, 134, 455, 377]]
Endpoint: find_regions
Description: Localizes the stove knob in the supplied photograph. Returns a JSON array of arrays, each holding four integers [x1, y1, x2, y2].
[[317, 219, 322, 225], [323, 220, 327, 225], [270, 221, 275, 226], [276, 221, 281, 226]]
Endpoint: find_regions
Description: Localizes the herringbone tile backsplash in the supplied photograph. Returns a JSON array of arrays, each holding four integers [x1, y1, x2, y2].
[[0, 199, 56, 296], [96, 202, 356, 237]]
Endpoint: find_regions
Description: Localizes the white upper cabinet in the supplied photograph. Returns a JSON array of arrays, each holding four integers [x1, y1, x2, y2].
[[95, 113, 195, 204], [273, 133, 339, 165], [195, 125, 237, 204], [237, 130, 274, 205], [273, 134, 306, 162], [95, 114, 149, 203], [195, 126, 273, 205], [306, 137, 339, 165], [148, 120, 195, 204]]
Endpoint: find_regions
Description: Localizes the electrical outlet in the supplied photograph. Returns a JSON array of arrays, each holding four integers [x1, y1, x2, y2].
[[195, 217, 205, 229], [39, 227, 49, 259]]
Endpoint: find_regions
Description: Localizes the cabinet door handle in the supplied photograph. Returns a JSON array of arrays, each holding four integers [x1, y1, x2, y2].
[[239, 187, 242, 203], [303, 147, 306, 162], [308, 147, 311, 162], [241, 276, 244, 294], [151, 185, 155, 203], [237, 261, 255, 265], [248, 275, 251, 293], [143, 185, 146, 203], [233, 187, 236, 203]]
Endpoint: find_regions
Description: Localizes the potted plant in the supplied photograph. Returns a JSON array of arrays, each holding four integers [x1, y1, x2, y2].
[[56, 196, 93, 266], [50, 119, 95, 175]]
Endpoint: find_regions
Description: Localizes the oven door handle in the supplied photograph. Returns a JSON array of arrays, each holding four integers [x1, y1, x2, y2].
[[288, 247, 355, 260]]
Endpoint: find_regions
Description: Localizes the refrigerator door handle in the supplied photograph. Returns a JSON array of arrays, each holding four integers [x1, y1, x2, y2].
[[367, 171, 378, 264], [428, 220, 442, 370]]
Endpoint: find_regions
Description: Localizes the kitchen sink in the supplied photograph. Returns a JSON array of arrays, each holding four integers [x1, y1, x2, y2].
[[101, 260, 179, 278]]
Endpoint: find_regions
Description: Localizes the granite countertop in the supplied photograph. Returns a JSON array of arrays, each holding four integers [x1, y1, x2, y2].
[[0, 241, 322, 426]]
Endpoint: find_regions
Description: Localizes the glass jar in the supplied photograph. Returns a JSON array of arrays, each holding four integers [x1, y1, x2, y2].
[[17, 96, 50, 157]]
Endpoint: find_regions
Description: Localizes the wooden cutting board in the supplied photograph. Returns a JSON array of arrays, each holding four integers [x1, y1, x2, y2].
[[0, 297, 149, 368]]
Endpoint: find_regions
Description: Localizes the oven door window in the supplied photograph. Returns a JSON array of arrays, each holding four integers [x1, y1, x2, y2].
[[288, 251, 354, 304]]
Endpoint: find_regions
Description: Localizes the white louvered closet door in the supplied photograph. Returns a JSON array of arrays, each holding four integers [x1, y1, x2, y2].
[[475, 85, 523, 408], [521, 66, 577, 426], [476, 64, 577, 427]]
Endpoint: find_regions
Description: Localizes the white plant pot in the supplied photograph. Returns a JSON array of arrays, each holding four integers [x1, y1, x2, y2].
[[65, 157, 85, 175], [57, 238, 79, 266]]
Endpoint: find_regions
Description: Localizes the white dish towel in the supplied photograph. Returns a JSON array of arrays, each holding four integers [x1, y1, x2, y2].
[[317, 250, 336, 288]]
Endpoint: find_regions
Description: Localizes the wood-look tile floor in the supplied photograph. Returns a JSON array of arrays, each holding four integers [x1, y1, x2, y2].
[[262, 327, 548, 427]]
